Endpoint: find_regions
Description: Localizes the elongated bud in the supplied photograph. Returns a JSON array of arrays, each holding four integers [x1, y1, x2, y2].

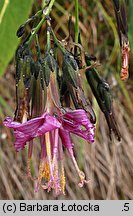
[[41, 57, 51, 87], [34, 60, 46, 90], [14, 45, 34, 122], [40, 52, 57, 87], [62, 52, 79, 88], [23, 56, 32, 88]]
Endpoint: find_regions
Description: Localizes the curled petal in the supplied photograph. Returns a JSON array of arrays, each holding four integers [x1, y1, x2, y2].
[[4, 113, 47, 134], [4, 113, 61, 151], [4, 113, 61, 136], [63, 109, 93, 129], [4, 117, 21, 128], [62, 109, 95, 142]]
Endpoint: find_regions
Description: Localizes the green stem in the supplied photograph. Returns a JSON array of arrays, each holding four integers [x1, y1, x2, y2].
[[26, 10, 42, 25], [51, 30, 66, 53], [26, 0, 55, 45], [35, 34, 41, 57], [35, 34, 40, 48], [46, 23, 51, 51], [42, 0, 51, 8], [75, 0, 79, 43], [47, 20, 66, 53]]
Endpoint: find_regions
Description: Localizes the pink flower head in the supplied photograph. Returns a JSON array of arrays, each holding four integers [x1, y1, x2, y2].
[[4, 109, 95, 194]]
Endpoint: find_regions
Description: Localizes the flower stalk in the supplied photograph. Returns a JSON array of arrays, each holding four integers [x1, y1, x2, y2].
[[26, 0, 56, 45]]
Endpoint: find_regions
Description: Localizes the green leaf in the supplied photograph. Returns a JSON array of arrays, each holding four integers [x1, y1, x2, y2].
[[0, 0, 34, 76]]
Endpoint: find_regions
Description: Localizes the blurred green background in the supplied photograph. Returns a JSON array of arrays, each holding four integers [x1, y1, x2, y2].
[[0, 0, 133, 200]]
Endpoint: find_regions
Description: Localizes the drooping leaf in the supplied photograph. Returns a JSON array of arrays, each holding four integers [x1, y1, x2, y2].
[[0, 0, 34, 76]]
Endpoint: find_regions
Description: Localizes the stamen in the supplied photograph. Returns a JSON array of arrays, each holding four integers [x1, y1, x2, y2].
[[42, 132, 54, 192], [60, 160, 66, 194], [27, 158, 32, 178], [45, 132, 54, 179], [52, 129, 59, 167], [42, 161, 50, 180], [35, 159, 45, 192], [68, 147, 90, 187], [53, 160, 60, 194], [27, 141, 33, 178]]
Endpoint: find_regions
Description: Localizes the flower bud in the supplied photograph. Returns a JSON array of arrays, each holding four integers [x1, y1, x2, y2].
[[62, 52, 79, 88], [40, 52, 57, 87]]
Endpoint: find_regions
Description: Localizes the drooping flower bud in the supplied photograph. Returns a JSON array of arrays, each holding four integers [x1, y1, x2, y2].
[[40, 51, 57, 87], [62, 51, 79, 88], [14, 45, 34, 122]]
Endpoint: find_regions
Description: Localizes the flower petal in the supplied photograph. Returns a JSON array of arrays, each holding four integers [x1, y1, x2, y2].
[[62, 109, 95, 142], [4, 113, 60, 136], [4, 113, 47, 134], [37, 115, 61, 136], [14, 131, 31, 151], [4, 117, 21, 128], [4, 112, 61, 151], [63, 109, 93, 129], [59, 128, 73, 149]]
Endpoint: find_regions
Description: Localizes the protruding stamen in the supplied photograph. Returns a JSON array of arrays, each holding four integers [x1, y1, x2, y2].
[[68, 147, 90, 187], [42, 161, 50, 180], [45, 132, 54, 180], [27, 158, 32, 178], [28, 140, 33, 158], [53, 160, 60, 194], [27, 141, 33, 178], [35, 159, 45, 192], [60, 160, 66, 195], [52, 129, 59, 167]]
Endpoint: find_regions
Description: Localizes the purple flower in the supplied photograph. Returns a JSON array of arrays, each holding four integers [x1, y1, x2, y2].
[[4, 109, 95, 194], [61, 109, 95, 143], [4, 113, 61, 151]]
